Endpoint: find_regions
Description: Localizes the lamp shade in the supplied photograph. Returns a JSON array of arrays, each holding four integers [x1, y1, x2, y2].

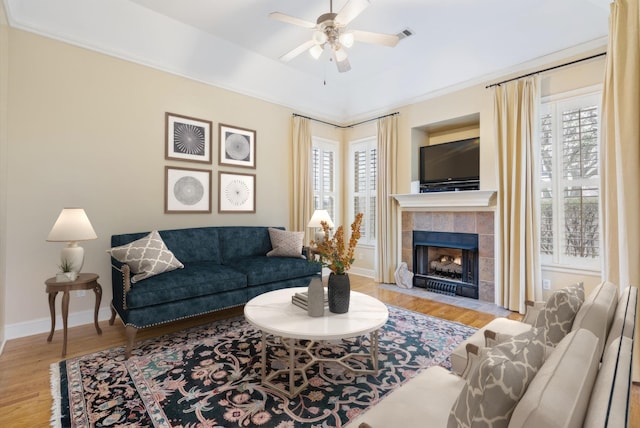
[[309, 44, 324, 60], [307, 209, 334, 229], [47, 208, 97, 242]]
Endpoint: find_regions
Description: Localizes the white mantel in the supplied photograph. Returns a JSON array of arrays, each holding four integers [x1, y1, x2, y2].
[[392, 190, 497, 209]]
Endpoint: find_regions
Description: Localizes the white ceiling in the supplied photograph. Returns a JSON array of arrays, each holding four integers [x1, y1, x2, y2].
[[4, 0, 610, 122]]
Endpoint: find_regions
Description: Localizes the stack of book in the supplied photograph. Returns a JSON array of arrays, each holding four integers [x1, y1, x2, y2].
[[291, 290, 328, 310]]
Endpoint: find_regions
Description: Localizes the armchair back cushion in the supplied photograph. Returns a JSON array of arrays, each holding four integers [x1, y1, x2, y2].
[[508, 329, 600, 428], [570, 281, 619, 359]]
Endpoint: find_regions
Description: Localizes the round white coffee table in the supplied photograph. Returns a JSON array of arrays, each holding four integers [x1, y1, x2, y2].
[[244, 286, 389, 398]]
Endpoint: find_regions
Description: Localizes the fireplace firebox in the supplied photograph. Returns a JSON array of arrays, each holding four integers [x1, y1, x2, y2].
[[412, 230, 479, 299]]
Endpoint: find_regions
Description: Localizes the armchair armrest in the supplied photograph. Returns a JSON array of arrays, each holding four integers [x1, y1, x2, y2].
[[460, 342, 481, 380], [521, 299, 545, 326], [484, 329, 519, 348]]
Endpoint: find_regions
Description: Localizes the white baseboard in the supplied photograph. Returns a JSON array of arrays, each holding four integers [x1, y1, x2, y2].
[[348, 267, 375, 278], [4, 307, 113, 340]]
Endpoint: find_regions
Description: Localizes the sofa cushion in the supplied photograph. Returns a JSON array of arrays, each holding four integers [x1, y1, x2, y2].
[[535, 282, 584, 346], [225, 256, 321, 286], [158, 227, 222, 264], [508, 329, 600, 428], [219, 226, 278, 262], [448, 327, 545, 428], [108, 230, 184, 283], [125, 262, 247, 308], [584, 337, 633, 428], [266, 228, 305, 258], [349, 366, 466, 428]]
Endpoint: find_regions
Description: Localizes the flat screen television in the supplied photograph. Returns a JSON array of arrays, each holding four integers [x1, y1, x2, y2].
[[420, 137, 480, 190]]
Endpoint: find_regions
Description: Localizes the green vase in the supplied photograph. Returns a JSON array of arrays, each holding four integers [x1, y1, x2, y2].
[[328, 273, 350, 313]]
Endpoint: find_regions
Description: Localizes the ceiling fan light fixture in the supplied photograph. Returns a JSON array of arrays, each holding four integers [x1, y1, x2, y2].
[[334, 47, 348, 62], [313, 30, 328, 45], [309, 44, 324, 59], [339, 32, 354, 48]]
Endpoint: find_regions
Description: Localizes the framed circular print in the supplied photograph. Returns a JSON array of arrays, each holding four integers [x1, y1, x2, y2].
[[165, 166, 212, 213], [218, 171, 256, 213], [218, 123, 256, 169], [165, 112, 212, 164]]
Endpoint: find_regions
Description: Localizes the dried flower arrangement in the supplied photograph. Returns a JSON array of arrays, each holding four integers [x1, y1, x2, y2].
[[311, 212, 364, 275]]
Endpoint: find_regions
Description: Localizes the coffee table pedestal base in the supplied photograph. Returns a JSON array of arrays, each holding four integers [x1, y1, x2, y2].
[[260, 330, 380, 399]]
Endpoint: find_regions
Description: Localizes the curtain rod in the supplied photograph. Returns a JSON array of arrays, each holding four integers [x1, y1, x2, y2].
[[292, 112, 399, 129], [485, 52, 607, 89]]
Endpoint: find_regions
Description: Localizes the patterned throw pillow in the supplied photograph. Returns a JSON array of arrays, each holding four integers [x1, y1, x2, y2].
[[535, 282, 585, 346], [448, 327, 546, 428], [266, 228, 305, 258], [108, 230, 184, 283]]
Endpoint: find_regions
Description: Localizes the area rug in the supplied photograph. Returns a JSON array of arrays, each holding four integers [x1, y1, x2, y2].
[[51, 306, 476, 428]]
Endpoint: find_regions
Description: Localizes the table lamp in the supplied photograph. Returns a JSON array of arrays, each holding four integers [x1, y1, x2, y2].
[[47, 208, 97, 274], [307, 209, 334, 243]]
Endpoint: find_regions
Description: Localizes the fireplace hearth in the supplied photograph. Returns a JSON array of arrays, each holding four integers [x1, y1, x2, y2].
[[413, 230, 479, 299]]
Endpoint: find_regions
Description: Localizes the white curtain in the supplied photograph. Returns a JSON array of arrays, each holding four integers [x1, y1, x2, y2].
[[291, 116, 314, 246], [600, 0, 640, 380], [376, 114, 398, 283], [494, 76, 541, 313]]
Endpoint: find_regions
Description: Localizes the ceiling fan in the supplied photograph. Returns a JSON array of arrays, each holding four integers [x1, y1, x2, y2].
[[270, 0, 400, 73]]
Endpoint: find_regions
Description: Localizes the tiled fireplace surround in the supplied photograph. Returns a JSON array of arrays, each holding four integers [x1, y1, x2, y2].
[[401, 210, 495, 302]]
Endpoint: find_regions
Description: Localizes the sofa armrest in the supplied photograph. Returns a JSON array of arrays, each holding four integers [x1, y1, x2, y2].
[[111, 262, 131, 310], [521, 300, 545, 326], [460, 342, 481, 380]]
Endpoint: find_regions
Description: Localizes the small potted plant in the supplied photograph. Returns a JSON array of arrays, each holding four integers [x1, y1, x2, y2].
[[56, 259, 77, 282]]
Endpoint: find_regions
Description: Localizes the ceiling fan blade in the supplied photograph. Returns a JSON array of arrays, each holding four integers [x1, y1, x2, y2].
[[269, 12, 316, 29], [332, 51, 352, 73], [280, 40, 316, 62], [335, 0, 371, 26], [352, 30, 400, 47]]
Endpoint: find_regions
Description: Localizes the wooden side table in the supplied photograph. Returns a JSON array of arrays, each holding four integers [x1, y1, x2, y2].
[[45, 272, 102, 357]]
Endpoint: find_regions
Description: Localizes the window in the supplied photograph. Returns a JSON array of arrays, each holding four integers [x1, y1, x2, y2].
[[349, 137, 377, 246], [311, 138, 339, 224], [539, 90, 601, 270]]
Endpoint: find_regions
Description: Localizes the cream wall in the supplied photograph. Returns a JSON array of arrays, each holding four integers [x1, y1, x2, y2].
[[2, 24, 609, 340], [3, 29, 341, 337], [0, 1, 9, 349]]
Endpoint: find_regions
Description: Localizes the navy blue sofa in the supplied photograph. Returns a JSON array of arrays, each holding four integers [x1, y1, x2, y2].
[[109, 226, 321, 357]]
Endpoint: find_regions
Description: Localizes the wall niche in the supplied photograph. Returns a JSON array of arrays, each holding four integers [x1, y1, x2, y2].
[[410, 113, 481, 190]]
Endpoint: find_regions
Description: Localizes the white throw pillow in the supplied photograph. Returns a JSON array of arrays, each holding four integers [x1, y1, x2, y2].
[[266, 228, 305, 258], [107, 230, 184, 283]]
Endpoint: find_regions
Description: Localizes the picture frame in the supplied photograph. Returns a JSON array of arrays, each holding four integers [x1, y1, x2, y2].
[[165, 166, 212, 213], [218, 171, 256, 213], [218, 123, 256, 168], [166, 112, 212, 164]]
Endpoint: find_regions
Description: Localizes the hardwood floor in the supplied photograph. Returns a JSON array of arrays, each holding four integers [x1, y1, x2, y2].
[[0, 275, 637, 427]]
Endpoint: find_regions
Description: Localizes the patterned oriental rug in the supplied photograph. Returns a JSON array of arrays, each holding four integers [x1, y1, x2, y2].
[[51, 306, 476, 428]]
